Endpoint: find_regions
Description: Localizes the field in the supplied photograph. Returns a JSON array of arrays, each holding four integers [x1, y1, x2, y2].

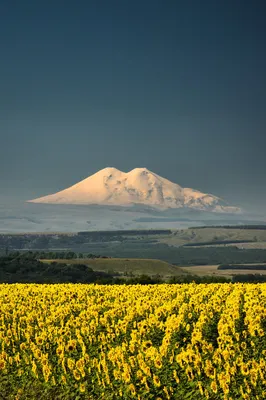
[[41, 257, 266, 280], [2, 228, 266, 269], [2, 227, 266, 253], [159, 227, 266, 248], [203, 242, 266, 250], [181, 264, 266, 278], [42, 258, 186, 277], [0, 283, 265, 399]]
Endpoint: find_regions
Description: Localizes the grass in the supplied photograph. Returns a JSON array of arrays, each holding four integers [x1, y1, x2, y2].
[[181, 263, 266, 278], [41, 257, 187, 277], [160, 227, 266, 247]]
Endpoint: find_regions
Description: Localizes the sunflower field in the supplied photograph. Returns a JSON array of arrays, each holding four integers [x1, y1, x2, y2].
[[0, 283, 265, 399]]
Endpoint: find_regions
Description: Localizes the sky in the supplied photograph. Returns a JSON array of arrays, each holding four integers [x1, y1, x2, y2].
[[1, 0, 266, 213]]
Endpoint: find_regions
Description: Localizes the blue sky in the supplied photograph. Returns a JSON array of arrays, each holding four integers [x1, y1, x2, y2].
[[1, 1, 265, 212]]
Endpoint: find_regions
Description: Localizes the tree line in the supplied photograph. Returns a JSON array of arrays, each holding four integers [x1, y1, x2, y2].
[[1, 253, 265, 284]]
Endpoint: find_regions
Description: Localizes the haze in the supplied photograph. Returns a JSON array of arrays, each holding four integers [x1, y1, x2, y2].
[[1, 1, 266, 214]]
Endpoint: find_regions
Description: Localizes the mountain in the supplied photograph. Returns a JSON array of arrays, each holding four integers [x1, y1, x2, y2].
[[28, 167, 241, 213]]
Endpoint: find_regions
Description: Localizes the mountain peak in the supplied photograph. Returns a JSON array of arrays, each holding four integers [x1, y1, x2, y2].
[[129, 167, 149, 173], [95, 167, 123, 175], [28, 167, 241, 213]]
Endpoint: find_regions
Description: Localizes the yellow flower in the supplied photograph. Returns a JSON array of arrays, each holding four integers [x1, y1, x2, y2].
[[153, 375, 161, 387], [66, 340, 77, 352], [198, 381, 204, 395], [143, 340, 152, 350], [154, 358, 163, 369], [36, 337, 43, 345], [241, 364, 249, 376], [241, 342, 247, 350], [123, 370, 131, 383], [0, 281, 265, 400], [163, 386, 171, 400], [20, 343, 26, 351], [31, 361, 38, 378], [129, 383, 136, 396], [79, 383, 86, 393], [73, 369, 81, 381], [210, 380, 218, 393], [173, 370, 180, 384], [56, 346, 64, 357], [67, 358, 75, 370]]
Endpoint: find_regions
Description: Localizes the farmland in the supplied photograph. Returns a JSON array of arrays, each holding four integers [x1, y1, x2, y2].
[[2, 228, 266, 269], [181, 264, 266, 279], [0, 283, 265, 399], [42, 258, 186, 278], [158, 227, 266, 248]]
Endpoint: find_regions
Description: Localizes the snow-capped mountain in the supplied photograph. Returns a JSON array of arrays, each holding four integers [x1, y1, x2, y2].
[[28, 167, 241, 213]]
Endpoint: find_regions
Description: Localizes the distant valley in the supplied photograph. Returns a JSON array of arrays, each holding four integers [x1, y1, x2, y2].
[[0, 200, 265, 234]]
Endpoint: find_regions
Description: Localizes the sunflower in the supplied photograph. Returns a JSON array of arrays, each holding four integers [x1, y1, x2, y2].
[[154, 358, 162, 369], [67, 358, 75, 370], [210, 380, 218, 394], [129, 383, 136, 396], [0, 359, 6, 370], [36, 337, 43, 346], [79, 383, 86, 393], [73, 369, 81, 381], [66, 340, 77, 352], [153, 375, 161, 387]]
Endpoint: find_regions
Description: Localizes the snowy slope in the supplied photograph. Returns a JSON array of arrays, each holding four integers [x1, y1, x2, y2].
[[28, 167, 241, 213]]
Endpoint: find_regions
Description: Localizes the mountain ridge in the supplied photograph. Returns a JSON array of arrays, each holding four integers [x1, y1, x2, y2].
[[28, 167, 241, 213]]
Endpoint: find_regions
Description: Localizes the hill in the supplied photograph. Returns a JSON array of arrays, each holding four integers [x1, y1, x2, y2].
[[42, 257, 187, 277], [159, 227, 266, 247]]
